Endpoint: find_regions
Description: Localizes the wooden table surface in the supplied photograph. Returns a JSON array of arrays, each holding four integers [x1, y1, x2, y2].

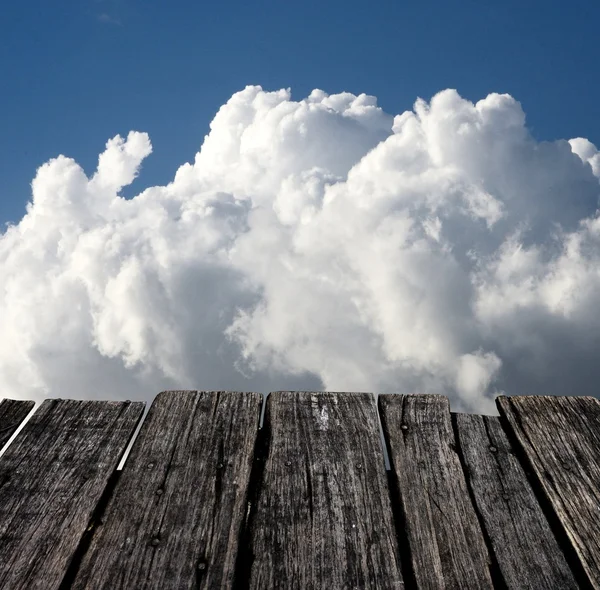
[[0, 391, 598, 589]]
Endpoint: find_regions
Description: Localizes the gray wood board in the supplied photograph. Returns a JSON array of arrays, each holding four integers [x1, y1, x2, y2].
[[248, 391, 404, 590], [454, 412, 579, 589], [379, 394, 493, 590], [0, 398, 144, 590], [497, 395, 600, 589], [0, 398, 35, 448], [70, 390, 262, 590]]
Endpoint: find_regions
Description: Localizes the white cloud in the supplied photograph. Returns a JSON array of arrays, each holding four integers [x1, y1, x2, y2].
[[1, 86, 599, 413]]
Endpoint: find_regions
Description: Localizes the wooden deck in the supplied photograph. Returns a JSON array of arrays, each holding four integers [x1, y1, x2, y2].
[[0, 392, 598, 589]]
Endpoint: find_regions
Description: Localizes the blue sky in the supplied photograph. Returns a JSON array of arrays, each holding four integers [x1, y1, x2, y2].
[[2, 0, 600, 407], [1, 0, 598, 225]]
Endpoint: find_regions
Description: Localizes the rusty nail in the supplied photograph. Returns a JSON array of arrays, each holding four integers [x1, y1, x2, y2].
[[285, 460, 292, 467], [356, 463, 362, 469], [198, 562, 207, 571]]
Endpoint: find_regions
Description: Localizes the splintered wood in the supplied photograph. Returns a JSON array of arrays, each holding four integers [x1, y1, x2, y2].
[[498, 395, 600, 589], [379, 395, 493, 589], [70, 391, 261, 590], [0, 399, 144, 590], [247, 392, 404, 589], [454, 412, 578, 589], [0, 391, 597, 589]]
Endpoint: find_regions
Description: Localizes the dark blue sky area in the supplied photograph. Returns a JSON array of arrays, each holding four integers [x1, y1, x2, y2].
[[1, 0, 598, 224]]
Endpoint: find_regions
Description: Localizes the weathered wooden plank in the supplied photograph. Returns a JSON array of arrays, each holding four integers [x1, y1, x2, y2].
[[0, 398, 35, 448], [70, 390, 262, 590], [379, 394, 493, 590], [0, 398, 144, 590], [497, 395, 600, 589], [454, 412, 579, 589], [248, 391, 404, 590]]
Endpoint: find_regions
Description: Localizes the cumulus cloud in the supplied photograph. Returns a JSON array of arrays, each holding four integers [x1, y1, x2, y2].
[[1, 86, 599, 413]]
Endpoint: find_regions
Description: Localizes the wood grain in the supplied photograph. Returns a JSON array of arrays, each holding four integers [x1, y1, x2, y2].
[[497, 395, 600, 589], [0, 398, 144, 590], [454, 412, 579, 589], [0, 398, 35, 448], [379, 394, 493, 590], [70, 390, 262, 590], [248, 391, 404, 590]]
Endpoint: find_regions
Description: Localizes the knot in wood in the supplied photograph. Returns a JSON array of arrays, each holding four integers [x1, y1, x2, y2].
[[285, 460, 292, 467], [156, 488, 163, 496], [197, 562, 207, 572], [489, 445, 497, 453], [147, 463, 154, 470], [150, 537, 160, 547]]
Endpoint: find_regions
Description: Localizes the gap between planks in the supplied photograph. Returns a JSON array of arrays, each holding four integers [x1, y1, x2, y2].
[[0, 400, 39, 459]]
